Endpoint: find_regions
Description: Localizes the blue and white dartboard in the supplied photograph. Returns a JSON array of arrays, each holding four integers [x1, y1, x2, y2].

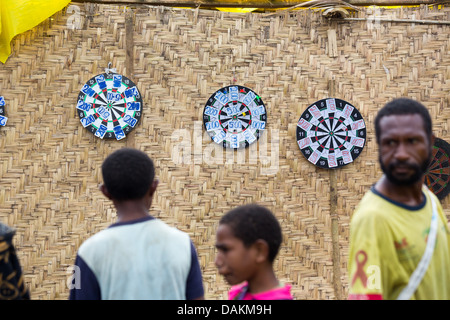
[[0, 96, 7, 127], [77, 73, 142, 140], [203, 85, 267, 149]]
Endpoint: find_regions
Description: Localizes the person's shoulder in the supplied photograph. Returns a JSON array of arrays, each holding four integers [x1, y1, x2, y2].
[[423, 185, 450, 224], [78, 227, 114, 254], [353, 188, 386, 215], [230, 282, 247, 292], [151, 218, 188, 235], [228, 282, 248, 300], [351, 188, 392, 227], [260, 283, 294, 300], [148, 218, 192, 246], [423, 185, 440, 206]]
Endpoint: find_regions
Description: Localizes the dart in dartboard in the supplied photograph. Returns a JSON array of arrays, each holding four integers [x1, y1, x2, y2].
[[203, 85, 267, 149], [296, 98, 366, 169], [76, 65, 142, 140], [425, 137, 450, 200]]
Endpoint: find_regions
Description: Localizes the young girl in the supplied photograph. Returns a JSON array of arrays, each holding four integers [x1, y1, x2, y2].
[[215, 204, 293, 300]]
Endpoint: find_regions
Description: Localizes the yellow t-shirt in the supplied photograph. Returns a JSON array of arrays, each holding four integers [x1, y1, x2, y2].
[[348, 185, 450, 300]]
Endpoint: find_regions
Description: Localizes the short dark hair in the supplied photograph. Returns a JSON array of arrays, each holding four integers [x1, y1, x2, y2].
[[102, 148, 155, 201], [219, 204, 282, 262], [374, 98, 432, 144]]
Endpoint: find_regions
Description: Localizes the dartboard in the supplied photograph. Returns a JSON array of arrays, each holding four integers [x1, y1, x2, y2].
[[203, 85, 267, 149], [77, 73, 142, 140], [297, 98, 366, 169], [425, 137, 450, 200], [0, 96, 7, 127]]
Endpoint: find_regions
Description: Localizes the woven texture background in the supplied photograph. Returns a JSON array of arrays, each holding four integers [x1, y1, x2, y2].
[[0, 4, 449, 300]]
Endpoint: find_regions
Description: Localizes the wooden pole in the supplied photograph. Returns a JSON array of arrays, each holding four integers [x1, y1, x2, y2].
[[328, 78, 343, 300], [125, 8, 136, 148]]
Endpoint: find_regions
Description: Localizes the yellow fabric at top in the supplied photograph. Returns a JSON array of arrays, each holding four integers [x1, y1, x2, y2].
[[0, 0, 70, 64], [216, 8, 258, 13]]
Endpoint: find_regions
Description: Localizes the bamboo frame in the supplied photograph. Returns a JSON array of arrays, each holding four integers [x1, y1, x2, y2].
[[341, 17, 450, 24], [71, 0, 450, 9]]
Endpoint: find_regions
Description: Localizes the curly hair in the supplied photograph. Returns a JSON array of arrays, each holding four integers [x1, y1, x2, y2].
[[101, 148, 155, 201], [219, 204, 282, 262], [375, 98, 432, 144]]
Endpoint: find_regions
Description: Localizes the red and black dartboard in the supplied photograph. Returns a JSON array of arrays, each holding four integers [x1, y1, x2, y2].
[[425, 137, 450, 200], [297, 98, 366, 169], [77, 73, 142, 140]]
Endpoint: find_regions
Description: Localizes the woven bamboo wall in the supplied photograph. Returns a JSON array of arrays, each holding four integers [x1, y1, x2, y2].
[[0, 4, 449, 300]]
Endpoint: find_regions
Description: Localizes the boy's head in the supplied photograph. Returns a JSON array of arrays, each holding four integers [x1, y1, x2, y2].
[[101, 148, 155, 201], [215, 204, 282, 285]]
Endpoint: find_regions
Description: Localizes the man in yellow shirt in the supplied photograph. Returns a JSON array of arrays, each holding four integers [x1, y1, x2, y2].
[[348, 98, 450, 300]]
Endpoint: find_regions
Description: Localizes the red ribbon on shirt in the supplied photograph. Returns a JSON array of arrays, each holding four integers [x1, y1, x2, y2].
[[351, 250, 368, 288]]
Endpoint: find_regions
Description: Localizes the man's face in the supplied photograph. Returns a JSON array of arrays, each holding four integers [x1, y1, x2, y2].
[[378, 114, 432, 186]]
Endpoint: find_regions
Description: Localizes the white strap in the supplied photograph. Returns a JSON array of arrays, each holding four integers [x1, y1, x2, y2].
[[396, 190, 438, 300]]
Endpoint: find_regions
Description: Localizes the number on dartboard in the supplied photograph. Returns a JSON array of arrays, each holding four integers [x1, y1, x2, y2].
[[203, 85, 267, 149], [296, 98, 366, 169], [76, 72, 143, 140]]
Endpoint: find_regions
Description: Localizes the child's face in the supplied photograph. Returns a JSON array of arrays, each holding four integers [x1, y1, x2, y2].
[[215, 223, 258, 286]]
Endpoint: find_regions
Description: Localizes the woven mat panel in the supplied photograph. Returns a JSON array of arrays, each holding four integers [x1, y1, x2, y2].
[[0, 4, 449, 300]]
